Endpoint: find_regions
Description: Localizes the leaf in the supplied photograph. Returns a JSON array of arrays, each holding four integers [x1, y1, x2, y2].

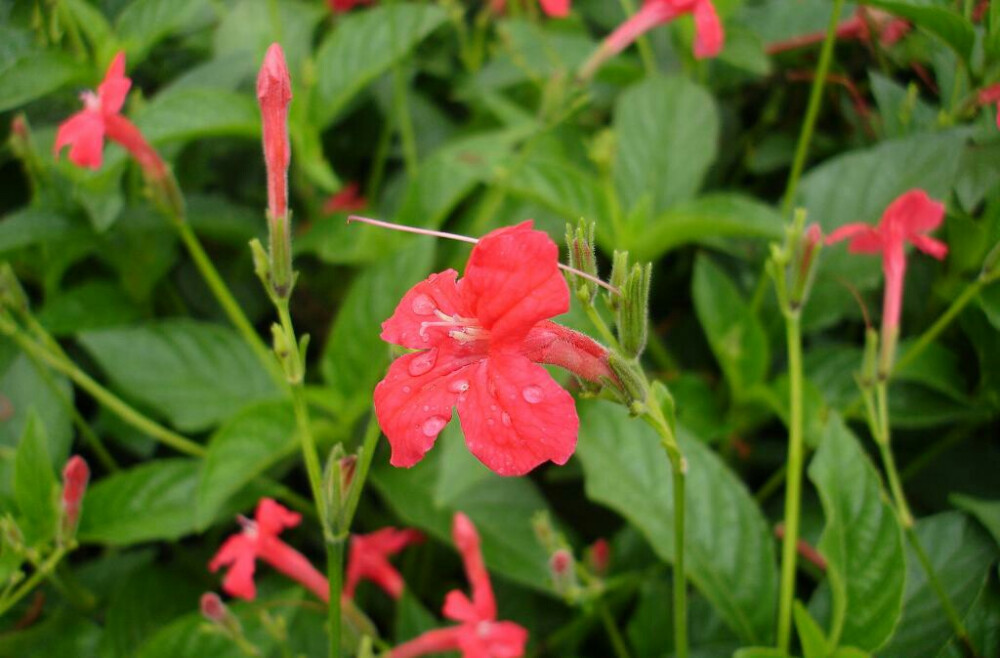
[[612, 76, 719, 219], [312, 3, 448, 126], [78, 320, 283, 433], [214, 0, 326, 73], [692, 255, 770, 397], [862, 1, 975, 62], [794, 602, 831, 658], [880, 512, 998, 657], [0, 50, 88, 112], [196, 401, 296, 528], [0, 209, 90, 254], [115, 0, 203, 62], [0, 349, 74, 473], [807, 415, 905, 651], [950, 495, 1000, 550], [370, 424, 554, 592], [733, 650, 789, 658], [37, 280, 141, 336], [14, 411, 58, 546], [135, 88, 260, 144], [576, 400, 778, 645], [320, 240, 435, 413]]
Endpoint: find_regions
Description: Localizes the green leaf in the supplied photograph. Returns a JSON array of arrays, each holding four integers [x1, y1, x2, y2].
[[576, 400, 778, 645], [880, 512, 998, 657], [692, 255, 770, 397], [0, 209, 90, 254], [950, 495, 1000, 550], [733, 650, 789, 658], [0, 51, 88, 112], [612, 76, 718, 219], [196, 401, 296, 528], [37, 280, 141, 336], [78, 320, 283, 433], [135, 88, 260, 144], [370, 424, 554, 592], [807, 415, 905, 651], [862, 1, 975, 62], [794, 602, 830, 658], [320, 240, 435, 413], [14, 411, 58, 546], [214, 0, 326, 73], [313, 3, 448, 126], [115, 0, 202, 62]]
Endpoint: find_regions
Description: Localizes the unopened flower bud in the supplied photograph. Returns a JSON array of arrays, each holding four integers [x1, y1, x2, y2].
[[0, 516, 24, 553], [60, 456, 89, 541], [586, 538, 610, 577], [606, 351, 649, 407], [531, 511, 558, 554], [323, 444, 357, 534], [200, 592, 228, 624], [258, 43, 293, 220], [9, 115, 30, 158], [565, 220, 599, 304], [549, 549, 578, 597], [607, 251, 629, 313], [617, 262, 651, 359]]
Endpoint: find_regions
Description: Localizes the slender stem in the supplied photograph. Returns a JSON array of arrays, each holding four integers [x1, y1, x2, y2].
[[597, 600, 632, 658], [389, 0, 419, 178], [894, 278, 982, 373], [342, 414, 382, 529], [327, 538, 345, 658], [781, 0, 847, 216], [755, 464, 787, 504], [616, 0, 657, 75], [0, 547, 67, 618], [584, 304, 621, 352], [776, 313, 804, 652], [174, 221, 283, 386]]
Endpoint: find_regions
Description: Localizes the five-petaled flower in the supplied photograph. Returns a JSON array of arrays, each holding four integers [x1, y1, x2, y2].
[[209, 498, 329, 602], [490, 0, 569, 18], [580, 0, 723, 78], [390, 513, 529, 658], [54, 52, 166, 179], [826, 189, 947, 362], [344, 527, 424, 601], [374, 221, 613, 477]]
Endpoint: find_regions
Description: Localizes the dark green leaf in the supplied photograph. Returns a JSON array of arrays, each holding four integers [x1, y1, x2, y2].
[[576, 400, 778, 645], [37, 280, 141, 336], [78, 320, 283, 433], [14, 411, 58, 546], [950, 495, 1000, 549], [794, 602, 830, 658], [0, 51, 88, 112], [0, 209, 90, 254], [807, 415, 905, 651], [862, 1, 975, 62], [115, 0, 203, 61], [135, 88, 259, 144]]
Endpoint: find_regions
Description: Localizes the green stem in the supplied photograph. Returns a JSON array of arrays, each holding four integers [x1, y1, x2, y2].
[[389, 0, 419, 179], [174, 221, 282, 386], [342, 414, 382, 529], [616, 0, 657, 75], [584, 304, 621, 352], [597, 600, 632, 658], [781, 0, 846, 216], [327, 538, 345, 658], [755, 464, 787, 504], [893, 278, 983, 373], [0, 547, 67, 618], [776, 313, 804, 652]]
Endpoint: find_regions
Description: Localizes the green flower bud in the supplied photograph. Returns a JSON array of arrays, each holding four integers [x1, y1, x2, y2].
[[617, 263, 651, 359]]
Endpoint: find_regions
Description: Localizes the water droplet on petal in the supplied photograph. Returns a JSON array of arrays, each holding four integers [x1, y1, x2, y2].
[[489, 404, 497, 411], [487, 418, 495, 427], [449, 379, 470, 393], [501, 412, 511, 427], [522, 386, 544, 404], [422, 416, 448, 437], [402, 386, 411, 394], [407, 350, 437, 376], [411, 294, 436, 316]]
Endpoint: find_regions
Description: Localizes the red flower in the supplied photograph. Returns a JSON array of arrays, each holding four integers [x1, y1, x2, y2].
[[767, 8, 909, 54], [323, 181, 368, 214], [390, 513, 529, 658], [373, 221, 612, 477], [344, 527, 424, 601], [580, 0, 723, 77], [54, 53, 165, 179], [826, 189, 946, 336], [209, 498, 328, 602], [258, 43, 293, 220], [328, 0, 373, 12], [490, 0, 570, 18], [978, 84, 1000, 130]]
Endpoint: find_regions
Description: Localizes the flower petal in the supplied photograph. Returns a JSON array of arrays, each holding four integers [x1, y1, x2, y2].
[[453, 512, 495, 620], [461, 222, 568, 346], [255, 498, 301, 536], [98, 52, 131, 115], [539, 0, 569, 17], [483, 621, 530, 658], [380, 269, 470, 350], [442, 590, 479, 623], [883, 189, 945, 234], [54, 111, 105, 169], [909, 234, 948, 260], [826, 223, 883, 253], [692, 0, 725, 58], [374, 348, 484, 468], [457, 353, 578, 476], [389, 627, 464, 658], [209, 535, 258, 600]]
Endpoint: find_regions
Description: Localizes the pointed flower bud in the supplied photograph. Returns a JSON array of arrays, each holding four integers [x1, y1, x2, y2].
[[565, 220, 599, 304], [608, 250, 630, 313], [60, 456, 90, 541], [586, 538, 611, 576], [549, 549, 579, 598], [258, 43, 293, 219], [617, 262, 651, 359], [200, 592, 229, 624]]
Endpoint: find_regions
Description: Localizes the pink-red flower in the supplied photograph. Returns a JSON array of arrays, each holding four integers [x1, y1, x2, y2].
[[580, 0, 723, 77], [209, 498, 328, 602], [344, 527, 424, 601], [323, 181, 368, 214], [767, 8, 909, 54], [978, 84, 1000, 130], [54, 53, 166, 179], [373, 221, 612, 477], [490, 0, 570, 18], [328, 0, 373, 12], [390, 513, 529, 658], [826, 189, 947, 338]]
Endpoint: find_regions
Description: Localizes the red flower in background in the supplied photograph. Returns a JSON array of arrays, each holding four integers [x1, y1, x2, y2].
[[374, 221, 612, 477], [390, 513, 528, 658], [490, 0, 570, 18], [767, 7, 910, 54], [344, 527, 424, 601], [826, 190, 947, 336], [979, 84, 1000, 130], [323, 181, 368, 214], [328, 0, 373, 12], [209, 499, 328, 602], [54, 53, 166, 179]]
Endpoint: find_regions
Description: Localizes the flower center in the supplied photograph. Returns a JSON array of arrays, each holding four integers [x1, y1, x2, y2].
[[419, 309, 488, 344], [81, 90, 101, 112]]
